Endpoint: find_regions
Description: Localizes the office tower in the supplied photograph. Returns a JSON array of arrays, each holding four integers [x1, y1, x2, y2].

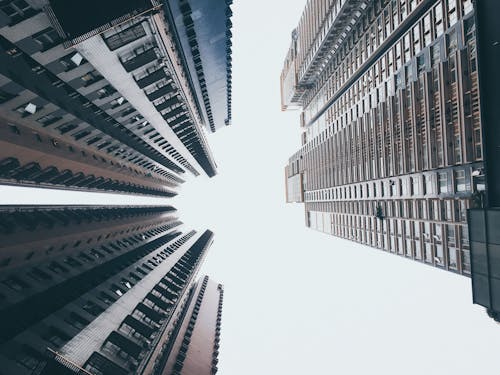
[[0, 0, 233, 196], [0, 205, 219, 375], [282, 0, 483, 277]]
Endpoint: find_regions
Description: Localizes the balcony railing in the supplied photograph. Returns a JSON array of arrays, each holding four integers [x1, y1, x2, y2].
[[135, 68, 167, 89], [121, 46, 158, 72], [147, 83, 175, 101]]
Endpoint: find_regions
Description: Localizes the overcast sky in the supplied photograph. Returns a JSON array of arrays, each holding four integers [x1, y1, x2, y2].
[[1, 0, 500, 374]]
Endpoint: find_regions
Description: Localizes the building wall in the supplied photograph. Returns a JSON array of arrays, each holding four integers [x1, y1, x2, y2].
[[160, 276, 223, 375], [0, 205, 215, 375], [284, 0, 482, 275], [0, 205, 184, 374], [167, 0, 233, 132], [0, 0, 222, 196]]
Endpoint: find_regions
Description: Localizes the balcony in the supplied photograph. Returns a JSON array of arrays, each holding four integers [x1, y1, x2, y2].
[[121, 46, 158, 73], [164, 106, 186, 120], [298, 0, 369, 86], [122, 315, 154, 338], [146, 292, 172, 311], [135, 68, 167, 89], [147, 83, 175, 101], [136, 302, 164, 324], [153, 284, 178, 301], [155, 96, 181, 112], [107, 331, 144, 359]]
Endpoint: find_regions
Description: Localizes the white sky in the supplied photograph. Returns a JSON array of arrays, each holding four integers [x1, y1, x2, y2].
[[1, 1, 500, 374]]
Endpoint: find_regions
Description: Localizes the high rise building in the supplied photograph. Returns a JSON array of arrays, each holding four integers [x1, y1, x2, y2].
[[158, 276, 223, 375], [166, 0, 233, 133], [0, 205, 222, 375], [465, 0, 500, 321], [282, 1, 486, 281], [0, 0, 233, 196]]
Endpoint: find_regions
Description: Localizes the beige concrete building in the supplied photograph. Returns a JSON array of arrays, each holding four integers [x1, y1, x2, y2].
[[283, 0, 483, 276]]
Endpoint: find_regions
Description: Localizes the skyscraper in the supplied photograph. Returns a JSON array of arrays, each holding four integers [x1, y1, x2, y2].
[[158, 276, 223, 375], [0, 0, 233, 195], [0, 205, 222, 375], [464, 0, 500, 322], [0, 0, 231, 371], [282, 0, 485, 280], [166, 0, 233, 133]]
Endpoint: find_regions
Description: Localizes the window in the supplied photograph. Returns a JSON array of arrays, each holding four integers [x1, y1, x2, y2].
[[447, 30, 458, 55], [15, 102, 39, 116], [97, 292, 116, 305], [64, 257, 82, 268], [48, 261, 68, 274], [435, 245, 444, 265], [120, 106, 135, 117], [56, 122, 78, 134], [104, 23, 146, 51], [412, 177, 420, 195], [129, 272, 142, 282], [97, 141, 111, 150], [90, 249, 105, 258], [447, 224, 456, 244], [448, 246, 458, 269], [28, 267, 53, 282], [438, 172, 448, 193], [102, 340, 131, 360], [37, 112, 62, 127], [121, 278, 133, 289], [434, 3, 444, 37], [3, 276, 30, 291], [0, 0, 37, 26], [462, 0, 473, 14], [44, 327, 70, 348], [86, 136, 102, 146], [443, 200, 453, 221], [447, 0, 457, 26], [0, 88, 17, 103], [32, 27, 62, 51], [15, 346, 41, 370], [78, 252, 94, 263], [59, 52, 85, 71], [80, 71, 103, 86], [457, 200, 467, 222], [73, 130, 91, 141], [82, 300, 105, 316], [111, 96, 126, 109], [111, 284, 124, 297], [65, 312, 89, 330], [97, 84, 117, 99], [455, 170, 467, 192]]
